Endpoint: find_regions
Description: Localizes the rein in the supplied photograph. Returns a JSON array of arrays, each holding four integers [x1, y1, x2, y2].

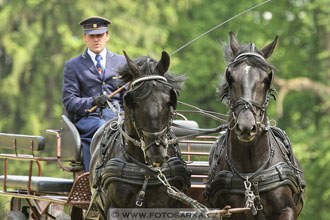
[[169, 0, 272, 56]]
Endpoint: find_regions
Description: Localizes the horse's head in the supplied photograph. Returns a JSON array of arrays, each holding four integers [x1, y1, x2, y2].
[[119, 51, 184, 166], [220, 32, 277, 142]]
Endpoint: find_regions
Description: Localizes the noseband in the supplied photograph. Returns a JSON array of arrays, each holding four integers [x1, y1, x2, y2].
[[226, 52, 273, 131], [118, 75, 177, 163]]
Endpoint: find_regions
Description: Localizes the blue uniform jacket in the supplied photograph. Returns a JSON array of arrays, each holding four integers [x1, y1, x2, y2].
[[62, 48, 127, 118]]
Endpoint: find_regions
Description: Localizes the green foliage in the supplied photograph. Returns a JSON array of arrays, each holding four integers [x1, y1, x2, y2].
[[0, 0, 329, 219]]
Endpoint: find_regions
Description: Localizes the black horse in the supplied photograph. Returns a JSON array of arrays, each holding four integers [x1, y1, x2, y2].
[[89, 51, 190, 219], [204, 32, 306, 220]]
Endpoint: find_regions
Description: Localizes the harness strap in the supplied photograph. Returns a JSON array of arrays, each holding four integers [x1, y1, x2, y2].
[[253, 182, 263, 211], [203, 134, 226, 201], [207, 162, 305, 203], [120, 136, 159, 174], [135, 176, 150, 207], [118, 121, 143, 148], [84, 190, 99, 220], [100, 157, 190, 188], [141, 126, 168, 138]]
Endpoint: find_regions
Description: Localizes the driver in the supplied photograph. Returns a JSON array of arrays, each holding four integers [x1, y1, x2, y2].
[[62, 16, 126, 171]]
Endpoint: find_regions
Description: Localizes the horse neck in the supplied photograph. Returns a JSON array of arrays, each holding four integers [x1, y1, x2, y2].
[[228, 129, 271, 173]]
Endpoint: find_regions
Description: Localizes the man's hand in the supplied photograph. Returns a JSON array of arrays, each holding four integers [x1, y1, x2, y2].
[[92, 95, 111, 108]]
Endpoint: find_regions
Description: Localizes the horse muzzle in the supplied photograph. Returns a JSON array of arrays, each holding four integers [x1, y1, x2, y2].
[[235, 111, 257, 142]]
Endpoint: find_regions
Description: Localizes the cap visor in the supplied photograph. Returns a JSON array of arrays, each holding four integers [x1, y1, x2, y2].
[[84, 28, 108, 35]]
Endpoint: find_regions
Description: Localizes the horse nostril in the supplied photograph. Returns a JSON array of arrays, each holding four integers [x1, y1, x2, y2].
[[237, 124, 256, 135], [251, 125, 257, 134]]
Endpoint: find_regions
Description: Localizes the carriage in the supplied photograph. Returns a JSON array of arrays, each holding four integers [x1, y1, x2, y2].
[[0, 112, 219, 220], [0, 33, 306, 220]]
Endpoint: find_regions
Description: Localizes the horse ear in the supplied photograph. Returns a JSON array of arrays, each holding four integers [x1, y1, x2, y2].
[[261, 35, 278, 59], [156, 51, 170, 76], [123, 50, 140, 78], [229, 31, 240, 56]]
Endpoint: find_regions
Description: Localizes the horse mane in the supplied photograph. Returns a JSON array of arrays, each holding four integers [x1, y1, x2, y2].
[[217, 42, 276, 105]]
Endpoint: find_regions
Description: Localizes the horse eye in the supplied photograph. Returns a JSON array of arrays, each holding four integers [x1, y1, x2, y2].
[[226, 71, 233, 84], [263, 77, 271, 87]]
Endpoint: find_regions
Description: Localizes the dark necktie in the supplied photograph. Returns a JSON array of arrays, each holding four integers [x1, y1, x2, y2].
[[95, 54, 105, 75]]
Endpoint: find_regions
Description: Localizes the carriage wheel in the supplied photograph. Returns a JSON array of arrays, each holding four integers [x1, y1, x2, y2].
[[4, 211, 27, 220]]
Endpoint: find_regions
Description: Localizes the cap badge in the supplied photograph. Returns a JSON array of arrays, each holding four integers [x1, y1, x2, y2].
[[93, 24, 97, 28]]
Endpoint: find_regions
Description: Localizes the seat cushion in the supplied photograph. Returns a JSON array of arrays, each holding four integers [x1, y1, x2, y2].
[[0, 175, 73, 192], [60, 115, 82, 162], [171, 120, 199, 137], [187, 161, 209, 175]]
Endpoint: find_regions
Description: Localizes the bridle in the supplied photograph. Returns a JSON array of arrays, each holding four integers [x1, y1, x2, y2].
[[225, 50, 274, 132], [118, 75, 177, 164]]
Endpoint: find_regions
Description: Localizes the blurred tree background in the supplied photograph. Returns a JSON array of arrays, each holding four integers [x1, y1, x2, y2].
[[0, 0, 329, 219]]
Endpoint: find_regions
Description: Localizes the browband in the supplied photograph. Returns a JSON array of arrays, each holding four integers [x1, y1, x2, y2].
[[233, 52, 266, 62], [131, 76, 168, 87]]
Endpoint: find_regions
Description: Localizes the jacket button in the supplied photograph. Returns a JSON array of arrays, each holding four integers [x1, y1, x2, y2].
[[102, 82, 106, 85], [103, 91, 107, 95]]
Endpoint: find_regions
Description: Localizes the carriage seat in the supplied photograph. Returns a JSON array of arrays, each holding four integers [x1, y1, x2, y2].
[[59, 115, 201, 169], [0, 175, 73, 192], [59, 115, 83, 169], [186, 161, 209, 175], [171, 120, 199, 137], [60, 116, 200, 162], [187, 161, 209, 188], [0, 133, 45, 151], [0, 132, 74, 193]]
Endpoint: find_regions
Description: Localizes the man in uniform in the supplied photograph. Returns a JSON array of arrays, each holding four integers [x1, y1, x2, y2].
[[62, 16, 126, 171]]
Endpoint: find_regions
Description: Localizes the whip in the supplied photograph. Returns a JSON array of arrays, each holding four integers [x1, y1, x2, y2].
[[169, 0, 272, 56]]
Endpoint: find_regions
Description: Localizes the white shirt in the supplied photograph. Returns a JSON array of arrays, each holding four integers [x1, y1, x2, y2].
[[87, 48, 107, 70]]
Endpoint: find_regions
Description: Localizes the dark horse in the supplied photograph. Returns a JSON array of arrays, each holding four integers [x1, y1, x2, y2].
[[204, 32, 306, 220], [89, 51, 190, 219]]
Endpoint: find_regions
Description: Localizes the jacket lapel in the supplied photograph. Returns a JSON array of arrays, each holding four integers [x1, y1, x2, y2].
[[81, 49, 99, 76]]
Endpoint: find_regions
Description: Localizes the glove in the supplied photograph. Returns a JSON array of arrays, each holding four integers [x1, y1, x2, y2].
[[92, 95, 111, 108]]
